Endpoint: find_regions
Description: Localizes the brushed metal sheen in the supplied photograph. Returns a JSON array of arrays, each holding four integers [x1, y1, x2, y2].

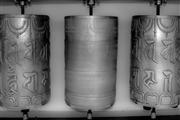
[[130, 15, 180, 108], [0, 14, 50, 110], [65, 16, 118, 111]]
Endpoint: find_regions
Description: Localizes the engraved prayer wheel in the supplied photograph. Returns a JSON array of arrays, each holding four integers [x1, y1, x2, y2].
[[65, 16, 118, 111], [0, 15, 50, 109], [130, 15, 180, 108]]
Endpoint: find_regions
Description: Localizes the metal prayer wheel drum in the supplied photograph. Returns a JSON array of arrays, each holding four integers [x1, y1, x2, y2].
[[130, 15, 180, 108], [0, 15, 50, 109], [65, 16, 118, 111]]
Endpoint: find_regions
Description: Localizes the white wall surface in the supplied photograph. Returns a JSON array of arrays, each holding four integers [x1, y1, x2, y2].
[[0, 1, 180, 118]]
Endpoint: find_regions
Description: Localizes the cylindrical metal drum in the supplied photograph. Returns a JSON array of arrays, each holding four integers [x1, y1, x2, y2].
[[130, 15, 180, 108], [0, 15, 50, 109], [65, 16, 118, 111]]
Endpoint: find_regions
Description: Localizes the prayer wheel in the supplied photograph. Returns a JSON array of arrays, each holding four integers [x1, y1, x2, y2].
[[65, 16, 118, 111], [130, 15, 180, 108], [0, 14, 50, 109]]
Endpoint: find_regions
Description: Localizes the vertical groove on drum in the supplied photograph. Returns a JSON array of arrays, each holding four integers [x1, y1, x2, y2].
[[65, 16, 118, 111]]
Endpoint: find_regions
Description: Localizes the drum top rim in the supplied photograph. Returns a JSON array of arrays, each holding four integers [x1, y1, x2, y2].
[[65, 15, 118, 20], [132, 15, 180, 18], [0, 14, 49, 19]]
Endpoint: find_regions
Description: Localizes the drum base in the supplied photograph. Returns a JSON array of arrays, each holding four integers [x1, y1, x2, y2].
[[65, 96, 115, 111], [131, 98, 179, 109]]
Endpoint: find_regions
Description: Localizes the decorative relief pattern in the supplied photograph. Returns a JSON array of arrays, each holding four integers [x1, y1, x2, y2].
[[8, 97, 18, 106], [0, 15, 50, 109], [131, 67, 141, 90], [24, 40, 36, 63], [162, 70, 173, 93], [175, 69, 180, 93], [31, 17, 50, 39], [141, 17, 154, 34], [32, 18, 48, 32], [23, 71, 38, 93], [7, 18, 29, 38], [20, 95, 41, 106], [175, 38, 180, 62], [143, 38, 157, 63], [39, 43, 49, 62], [157, 17, 177, 37], [20, 96, 32, 106], [143, 69, 157, 89], [130, 16, 180, 107], [131, 37, 157, 64], [41, 69, 49, 88], [0, 18, 6, 34], [4, 40, 20, 65], [132, 17, 154, 37], [144, 92, 158, 105], [160, 94, 172, 105], [24, 40, 49, 65], [161, 39, 176, 64]]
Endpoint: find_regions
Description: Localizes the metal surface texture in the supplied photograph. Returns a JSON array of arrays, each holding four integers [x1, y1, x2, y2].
[[65, 16, 118, 111], [130, 15, 180, 108], [0, 14, 50, 109]]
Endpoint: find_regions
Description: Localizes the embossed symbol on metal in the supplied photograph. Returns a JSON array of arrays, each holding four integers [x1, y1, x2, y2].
[[144, 70, 157, 89], [161, 39, 175, 63], [144, 38, 157, 63], [162, 70, 173, 92], [23, 72, 38, 93]]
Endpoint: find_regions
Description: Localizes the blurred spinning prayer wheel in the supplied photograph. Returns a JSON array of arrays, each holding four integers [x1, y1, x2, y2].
[[65, 16, 118, 111]]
